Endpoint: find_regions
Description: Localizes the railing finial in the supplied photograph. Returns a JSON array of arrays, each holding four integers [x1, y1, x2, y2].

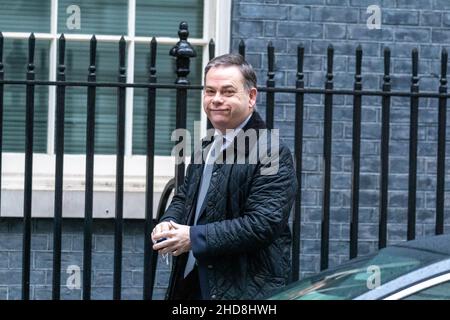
[[239, 39, 245, 58], [169, 22, 197, 85]]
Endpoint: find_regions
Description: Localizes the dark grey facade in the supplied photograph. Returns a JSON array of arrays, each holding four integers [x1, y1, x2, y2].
[[231, 0, 450, 278]]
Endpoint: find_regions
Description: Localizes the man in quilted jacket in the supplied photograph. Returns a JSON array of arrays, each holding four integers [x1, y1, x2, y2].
[[151, 53, 298, 300]]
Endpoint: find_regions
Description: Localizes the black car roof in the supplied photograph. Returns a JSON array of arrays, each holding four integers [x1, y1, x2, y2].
[[393, 234, 450, 256]]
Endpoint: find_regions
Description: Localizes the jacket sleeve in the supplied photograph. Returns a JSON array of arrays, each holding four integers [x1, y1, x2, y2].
[[191, 144, 298, 259]]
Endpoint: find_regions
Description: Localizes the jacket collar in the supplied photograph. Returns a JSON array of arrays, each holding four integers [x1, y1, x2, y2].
[[242, 110, 267, 131]]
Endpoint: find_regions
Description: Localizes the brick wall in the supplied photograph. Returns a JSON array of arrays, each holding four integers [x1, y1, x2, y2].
[[0, 218, 169, 300], [232, 0, 450, 278]]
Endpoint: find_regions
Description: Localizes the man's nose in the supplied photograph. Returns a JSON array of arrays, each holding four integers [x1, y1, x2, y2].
[[211, 92, 224, 104]]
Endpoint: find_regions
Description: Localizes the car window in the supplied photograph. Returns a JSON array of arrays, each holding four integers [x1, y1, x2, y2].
[[268, 246, 447, 300], [404, 280, 450, 300]]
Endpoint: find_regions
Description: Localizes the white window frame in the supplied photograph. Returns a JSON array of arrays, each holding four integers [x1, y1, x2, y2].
[[0, 0, 232, 218]]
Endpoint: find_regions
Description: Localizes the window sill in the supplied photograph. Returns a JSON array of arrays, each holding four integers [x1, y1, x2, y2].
[[1, 153, 179, 219]]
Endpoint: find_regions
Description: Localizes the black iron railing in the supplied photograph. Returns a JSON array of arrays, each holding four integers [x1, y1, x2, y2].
[[0, 21, 448, 299]]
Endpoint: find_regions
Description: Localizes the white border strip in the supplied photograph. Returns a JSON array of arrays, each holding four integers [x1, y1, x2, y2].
[[46, 0, 58, 155], [125, 0, 136, 156]]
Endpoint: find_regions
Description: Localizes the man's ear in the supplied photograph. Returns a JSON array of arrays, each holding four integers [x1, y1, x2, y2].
[[249, 87, 257, 107]]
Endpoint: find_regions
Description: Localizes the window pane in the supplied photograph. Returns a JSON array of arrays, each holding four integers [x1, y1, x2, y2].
[[0, 0, 51, 33], [132, 44, 203, 156], [61, 41, 123, 154], [3, 39, 49, 153], [58, 0, 127, 35], [136, 0, 203, 38]]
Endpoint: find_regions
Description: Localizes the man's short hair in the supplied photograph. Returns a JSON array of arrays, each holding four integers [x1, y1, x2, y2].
[[204, 53, 257, 92]]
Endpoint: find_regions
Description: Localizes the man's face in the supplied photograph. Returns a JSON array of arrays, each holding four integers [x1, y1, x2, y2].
[[203, 66, 257, 132]]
